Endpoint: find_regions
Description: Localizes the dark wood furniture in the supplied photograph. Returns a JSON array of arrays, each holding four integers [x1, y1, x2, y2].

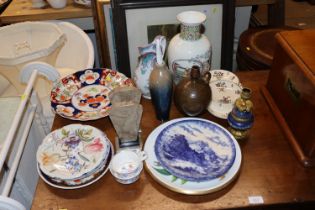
[[241, 0, 285, 27], [236, 26, 296, 71], [31, 71, 315, 210], [262, 29, 315, 167]]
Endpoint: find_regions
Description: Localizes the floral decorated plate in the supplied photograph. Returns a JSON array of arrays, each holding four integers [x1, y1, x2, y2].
[[51, 68, 133, 121], [46, 146, 111, 185], [37, 146, 113, 189], [208, 80, 242, 119], [209, 69, 240, 85], [144, 118, 242, 195], [37, 124, 111, 181]]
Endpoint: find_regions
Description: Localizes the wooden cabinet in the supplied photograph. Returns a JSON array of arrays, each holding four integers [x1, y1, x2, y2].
[[262, 29, 315, 167]]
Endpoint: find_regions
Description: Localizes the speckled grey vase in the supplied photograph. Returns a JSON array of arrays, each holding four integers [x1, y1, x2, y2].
[[149, 62, 173, 122]]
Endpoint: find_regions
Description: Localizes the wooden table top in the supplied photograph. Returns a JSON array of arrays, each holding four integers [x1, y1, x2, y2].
[[0, 0, 92, 25], [31, 71, 315, 210]]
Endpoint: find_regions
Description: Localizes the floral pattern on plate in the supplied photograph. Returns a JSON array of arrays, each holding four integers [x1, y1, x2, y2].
[[155, 119, 236, 182], [51, 68, 134, 121], [209, 69, 240, 85], [37, 145, 113, 189], [208, 80, 242, 119], [37, 124, 111, 181], [144, 118, 242, 195]]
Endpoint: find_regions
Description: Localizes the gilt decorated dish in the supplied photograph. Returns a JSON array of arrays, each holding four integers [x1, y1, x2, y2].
[[51, 68, 133, 121]]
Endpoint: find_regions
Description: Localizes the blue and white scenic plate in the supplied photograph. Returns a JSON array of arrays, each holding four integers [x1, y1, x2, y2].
[[144, 118, 241, 195], [155, 119, 236, 182]]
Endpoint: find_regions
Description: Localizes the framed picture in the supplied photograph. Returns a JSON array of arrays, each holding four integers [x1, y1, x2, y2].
[[111, 0, 235, 78]]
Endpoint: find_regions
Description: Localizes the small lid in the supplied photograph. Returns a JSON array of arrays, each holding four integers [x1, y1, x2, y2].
[[241, 88, 252, 100]]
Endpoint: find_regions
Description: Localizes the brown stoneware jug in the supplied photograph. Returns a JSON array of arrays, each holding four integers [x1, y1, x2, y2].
[[174, 65, 211, 116]]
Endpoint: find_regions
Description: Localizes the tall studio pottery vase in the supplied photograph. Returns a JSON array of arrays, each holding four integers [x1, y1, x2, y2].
[[168, 11, 211, 84], [149, 62, 173, 122]]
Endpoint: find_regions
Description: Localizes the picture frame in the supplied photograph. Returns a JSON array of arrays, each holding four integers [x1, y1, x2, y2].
[[111, 0, 235, 78]]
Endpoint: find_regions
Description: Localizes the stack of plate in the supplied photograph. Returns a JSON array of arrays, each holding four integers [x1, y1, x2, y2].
[[144, 118, 242, 195], [207, 70, 243, 119], [36, 124, 113, 189]]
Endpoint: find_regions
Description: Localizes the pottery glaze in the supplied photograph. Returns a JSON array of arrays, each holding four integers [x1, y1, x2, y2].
[[174, 65, 211, 116], [149, 62, 173, 122], [149, 36, 173, 122]]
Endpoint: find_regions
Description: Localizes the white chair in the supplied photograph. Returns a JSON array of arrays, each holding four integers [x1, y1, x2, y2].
[[0, 21, 95, 129]]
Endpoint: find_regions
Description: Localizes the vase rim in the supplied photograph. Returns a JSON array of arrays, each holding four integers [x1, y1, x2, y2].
[[177, 11, 206, 26]]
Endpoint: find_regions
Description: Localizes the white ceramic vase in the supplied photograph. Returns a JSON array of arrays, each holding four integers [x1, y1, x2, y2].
[[168, 11, 211, 84]]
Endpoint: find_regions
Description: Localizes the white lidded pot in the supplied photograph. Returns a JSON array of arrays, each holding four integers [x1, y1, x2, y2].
[[167, 11, 211, 84]]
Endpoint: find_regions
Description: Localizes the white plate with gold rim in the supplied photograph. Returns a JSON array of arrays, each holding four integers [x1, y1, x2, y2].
[[208, 80, 243, 119], [209, 69, 240, 84], [144, 118, 242, 195]]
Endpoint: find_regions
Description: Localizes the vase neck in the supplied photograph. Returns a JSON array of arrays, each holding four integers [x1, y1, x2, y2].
[[179, 24, 201, 41]]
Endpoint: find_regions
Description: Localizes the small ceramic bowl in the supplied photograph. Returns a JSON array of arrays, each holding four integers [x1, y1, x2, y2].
[[110, 150, 147, 184], [47, 0, 67, 9]]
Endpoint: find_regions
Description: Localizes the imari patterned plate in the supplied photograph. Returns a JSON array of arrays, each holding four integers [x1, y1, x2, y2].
[[37, 124, 111, 182], [51, 68, 133, 121], [208, 80, 242, 119], [144, 118, 242, 195]]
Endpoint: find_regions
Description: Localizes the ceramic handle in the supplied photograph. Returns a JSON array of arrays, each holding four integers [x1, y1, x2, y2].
[[137, 151, 147, 161], [155, 36, 166, 65]]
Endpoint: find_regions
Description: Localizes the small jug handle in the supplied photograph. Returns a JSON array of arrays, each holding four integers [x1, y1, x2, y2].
[[137, 151, 148, 161], [203, 71, 212, 84]]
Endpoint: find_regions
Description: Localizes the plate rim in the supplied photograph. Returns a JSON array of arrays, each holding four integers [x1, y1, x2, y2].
[[144, 117, 242, 195], [209, 69, 240, 84]]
